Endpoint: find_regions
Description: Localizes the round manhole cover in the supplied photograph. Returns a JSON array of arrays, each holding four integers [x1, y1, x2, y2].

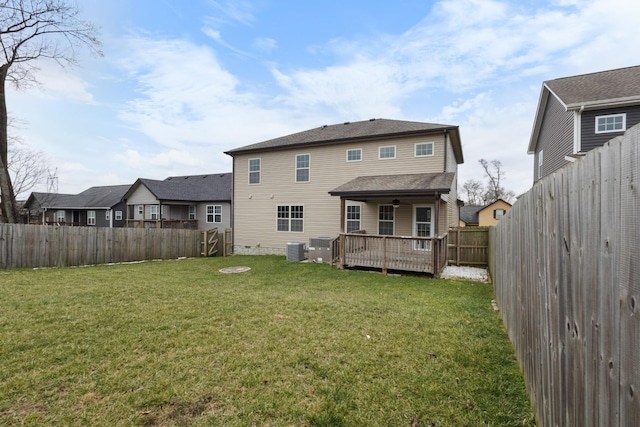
[[218, 266, 251, 274]]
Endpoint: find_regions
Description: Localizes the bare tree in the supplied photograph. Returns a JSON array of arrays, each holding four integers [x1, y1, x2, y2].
[[479, 158, 515, 204], [8, 143, 47, 199], [0, 0, 102, 222], [460, 178, 485, 205]]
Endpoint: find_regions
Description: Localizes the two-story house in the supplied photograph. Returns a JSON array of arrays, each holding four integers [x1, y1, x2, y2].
[[123, 173, 232, 231], [225, 118, 463, 257], [528, 65, 640, 182], [24, 185, 131, 227]]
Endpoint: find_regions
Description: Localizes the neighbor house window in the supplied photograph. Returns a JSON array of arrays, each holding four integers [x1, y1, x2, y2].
[[538, 150, 544, 180], [150, 205, 159, 220], [189, 206, 196, 220], [494, 209, 506, 220], [87, 211, 96, 226], [378, 205, 394, 235], [56, 210, 65, 223], [346, 149, 362, 162], [379, 145, 396, 159], [207, 205, 222, 223], [105, 211, 111, 221], [296, 154, 310, 182], [415, 142, 434, 157], [137, 205, 143, 216], [346, 205, 361, 233], [249, 158, 261, 184], [596, 113, 626, 133], [277, 205, 304, 232], [115, 211, 123, 221]]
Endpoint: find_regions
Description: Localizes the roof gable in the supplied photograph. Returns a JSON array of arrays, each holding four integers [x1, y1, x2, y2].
[[529, 65, 640, 153], [226, 118, 463, 164]]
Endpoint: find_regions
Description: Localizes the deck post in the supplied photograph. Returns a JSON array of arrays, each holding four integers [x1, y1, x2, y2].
[[382, 236, 387, 275], [339, 234, 345, 270]]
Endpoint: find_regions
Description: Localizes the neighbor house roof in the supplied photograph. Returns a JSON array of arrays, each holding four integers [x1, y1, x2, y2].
[[528, 65, 640, 153], [225, 118, 464, 164], [328, 173, 455, 199], [459, 205, 483, 225], [124, 173, 232, 202], [24, 185, 132, 210]]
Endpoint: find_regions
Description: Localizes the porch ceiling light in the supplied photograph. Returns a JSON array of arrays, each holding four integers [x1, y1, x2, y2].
[[392, 199, 400, 208]]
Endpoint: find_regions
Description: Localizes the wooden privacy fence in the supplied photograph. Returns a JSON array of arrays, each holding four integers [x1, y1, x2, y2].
[[492, 125, 640, 426], [201, 228, 233, 257], [447, 226, 489, 267], [0, 224, 202, 269]]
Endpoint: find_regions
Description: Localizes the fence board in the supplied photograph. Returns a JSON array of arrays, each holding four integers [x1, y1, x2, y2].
[[492, 125, 640, 426], [0, 224, 202, 269]]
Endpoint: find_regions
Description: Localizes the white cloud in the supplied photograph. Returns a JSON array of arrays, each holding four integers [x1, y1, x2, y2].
[[254, 37, 277, 52], [24, 63, 95, 103]]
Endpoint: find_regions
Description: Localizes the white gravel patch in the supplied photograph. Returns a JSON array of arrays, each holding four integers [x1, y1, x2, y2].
[[440, 266, 490, 282]]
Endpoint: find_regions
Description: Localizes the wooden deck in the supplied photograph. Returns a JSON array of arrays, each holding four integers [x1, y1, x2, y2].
[[334, 233, 448, 276]]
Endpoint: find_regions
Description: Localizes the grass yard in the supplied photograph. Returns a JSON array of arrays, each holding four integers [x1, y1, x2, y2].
[[0, 256, 535, 426]]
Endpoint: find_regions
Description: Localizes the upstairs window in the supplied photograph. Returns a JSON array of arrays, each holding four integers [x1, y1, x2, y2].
[[379, 145, 396, 159], [296, 154, 310, 182], [249, 158, 261, 184], [596, 113, 626, 133], [346, 149, 362, 162], [415, 142, 434, 157], [494, 209, 506, 220]]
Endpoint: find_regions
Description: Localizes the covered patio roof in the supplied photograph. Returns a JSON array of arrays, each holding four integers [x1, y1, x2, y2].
[[328, 173, 455, 200]]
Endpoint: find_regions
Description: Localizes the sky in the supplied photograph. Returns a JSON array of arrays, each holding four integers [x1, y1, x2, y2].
[[6, 0, 640, 199]]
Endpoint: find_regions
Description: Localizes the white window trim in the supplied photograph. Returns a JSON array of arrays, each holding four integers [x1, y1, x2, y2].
[[413, 204, 434, 250], [206, 205, 222, 223], [189, 206, 196, 220], [378, 145, 396, 160], [346, 148, 362, 162], [56, 210, 66, 222], [378, 204, 395, 235], [415, 142, 434, 157], [105, 210, 110, 221], [137, 205, 143, 216], [276, 204, 304, 233], [150, 205, 159, 220], [295, 153, 310, 183], [538, 150, 544, 180], [345, 204, 362, 233], [87, 210, 96, 226], [595, 113, 626, 134], [248, 158, 261, 185], [115, 211, 123, 221]]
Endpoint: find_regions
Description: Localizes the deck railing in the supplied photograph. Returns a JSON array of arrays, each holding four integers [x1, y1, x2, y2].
[[335, 233, 448, 276], [125, 219, 198, 229]]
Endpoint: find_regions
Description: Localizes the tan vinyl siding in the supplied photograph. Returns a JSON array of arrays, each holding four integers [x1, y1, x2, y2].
[[232, 134, 450, 252]]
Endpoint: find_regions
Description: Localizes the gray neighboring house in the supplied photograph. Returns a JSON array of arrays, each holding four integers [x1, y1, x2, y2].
[[528, 65, 640, 182], [24, 185, 131, 227], [459, 205, 483, 227], [123, 173, 232, 231]]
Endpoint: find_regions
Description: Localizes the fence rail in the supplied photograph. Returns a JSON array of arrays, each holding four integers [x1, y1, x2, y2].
[[447, 226, 489, 267], [492, 126, 640, 426], [0, 224, 202, 269]]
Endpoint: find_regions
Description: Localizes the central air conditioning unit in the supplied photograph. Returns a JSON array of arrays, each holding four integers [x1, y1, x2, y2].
[[308, 237, 333, 263], [286, 242, 306, 262]]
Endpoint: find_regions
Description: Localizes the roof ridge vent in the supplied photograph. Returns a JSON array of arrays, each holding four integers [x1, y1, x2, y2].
[[321, 124, 328, 129], [369, 118, 376, 121], [343, 121, 350, 125]]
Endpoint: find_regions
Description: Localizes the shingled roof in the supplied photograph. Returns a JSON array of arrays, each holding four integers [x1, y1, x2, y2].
[[545, 65, 640, 109], [24, 185, 131, 210], [329, 173, 455, 199], [226, 118, 463, 164], [125, 173, 232, 202]]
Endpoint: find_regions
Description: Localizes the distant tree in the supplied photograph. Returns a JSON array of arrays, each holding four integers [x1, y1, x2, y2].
[[459, 159, 516, 205], [460, 179, 484, 205], [478, 158, 515, 204], [0, 0, 102, 222], [8, 144, 48, 199]]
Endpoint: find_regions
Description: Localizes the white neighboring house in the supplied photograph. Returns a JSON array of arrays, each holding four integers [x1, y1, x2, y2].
[[225, 118, 464, 255]]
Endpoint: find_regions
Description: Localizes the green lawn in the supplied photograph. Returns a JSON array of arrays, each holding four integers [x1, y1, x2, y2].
[[0, 256, 535, 426]]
